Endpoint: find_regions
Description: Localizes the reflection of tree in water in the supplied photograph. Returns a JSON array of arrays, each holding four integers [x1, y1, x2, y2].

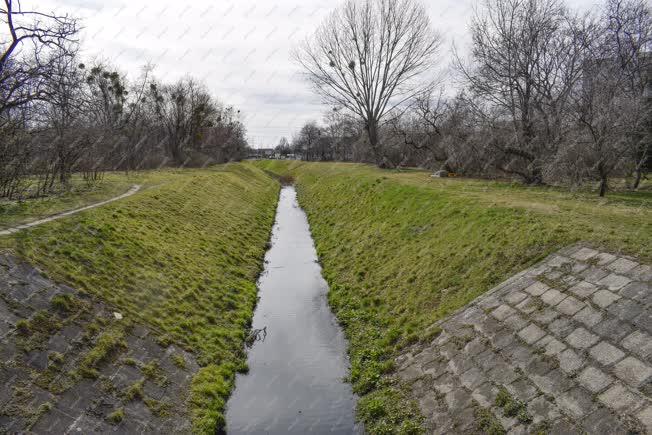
[[245, 326, 267, 348]]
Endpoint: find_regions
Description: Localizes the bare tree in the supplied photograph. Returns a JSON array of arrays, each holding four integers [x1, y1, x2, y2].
[[0, 0, 77, 72], [148, 78, 218, 165], [275, 136, 291, 156], [0, 0, 78, 118], [387, 89, 450, 168], [292, 121, 322, 160], [601, 0, 651, 189], [323, 110, 361, 161], [0, 1, 79, 198], [295, 0, 442, 167], [456, 0, 588, 184], [567, 0, 651, 196]]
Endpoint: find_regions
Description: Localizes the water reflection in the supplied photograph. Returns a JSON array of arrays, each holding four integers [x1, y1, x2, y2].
[[225, 186, 360, 434]]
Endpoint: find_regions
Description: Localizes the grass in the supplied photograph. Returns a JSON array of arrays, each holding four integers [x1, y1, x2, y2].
[[78, 323, 128, 379], [475, 406, 505, 435], [107, 407, 124, 424], [255, 160, 651, 433], [0, 174, 136, 230], [3, 163, 279, 433], [124, 379, 145, 401], [495, 387, 531, 423]]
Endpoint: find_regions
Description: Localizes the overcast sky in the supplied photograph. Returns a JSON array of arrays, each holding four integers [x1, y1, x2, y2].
[[41, 0, 598, 148]]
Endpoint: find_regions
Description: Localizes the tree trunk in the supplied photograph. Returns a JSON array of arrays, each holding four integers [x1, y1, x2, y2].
[[365, 119, 384, 167], [633, 168, 643, 190], [632, 147, 648, 190], [169, 138, 184, 165], [528, 164, 544, 185], [599, 177, 607, 197], [598, 166, 608, 197]]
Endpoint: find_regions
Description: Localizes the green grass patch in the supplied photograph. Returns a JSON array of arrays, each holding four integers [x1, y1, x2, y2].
[[15, 310, 62, 352], [190, 364, 235, 434], [495, 387, 531, 424], [357, 386, 424, 434], [0, 173, 135, 230], [50, 293, 84, 313], [144, 397, 171, 417], [141, 360, 168, 386], [7, 163, 279, 433], [107, 407, 124, 424], [124, 379, 145, 401], [254, 160, 650, 432], [172, 353, 187, 370], [474, 406, 505, 435], [78, 323, 128, 379]]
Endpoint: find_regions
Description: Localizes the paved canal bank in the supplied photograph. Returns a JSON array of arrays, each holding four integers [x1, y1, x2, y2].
[[396, 245, 652, 434]]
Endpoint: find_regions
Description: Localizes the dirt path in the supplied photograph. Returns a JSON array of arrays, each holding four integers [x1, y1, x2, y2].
[[0, 184, 141, 236]]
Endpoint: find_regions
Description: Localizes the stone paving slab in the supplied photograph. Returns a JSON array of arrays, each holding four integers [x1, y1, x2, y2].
[[0, 253, 198, 434], [396, 244, 652, 434]]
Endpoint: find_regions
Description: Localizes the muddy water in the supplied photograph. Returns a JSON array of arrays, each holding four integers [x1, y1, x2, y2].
[[225, 186, 360, 434]]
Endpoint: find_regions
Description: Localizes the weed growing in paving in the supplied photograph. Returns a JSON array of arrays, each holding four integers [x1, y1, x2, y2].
[[78, 323, 128, 379], [172, 353, 187, 369], [495, 387, 531, 424], [107, 407, 124, 424], [475, 406, 505, 435], [124, 379, 145, 401]]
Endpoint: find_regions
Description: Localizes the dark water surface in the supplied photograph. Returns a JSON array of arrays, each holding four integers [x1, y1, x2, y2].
[[225, 186, 360, 434]]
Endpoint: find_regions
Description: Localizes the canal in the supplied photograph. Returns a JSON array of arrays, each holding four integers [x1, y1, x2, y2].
[[225, 185, 360, 434]]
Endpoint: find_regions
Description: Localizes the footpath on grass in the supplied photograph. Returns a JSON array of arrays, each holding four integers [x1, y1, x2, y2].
[[0, 185, 141, 236], [396, 244, 652, 434]]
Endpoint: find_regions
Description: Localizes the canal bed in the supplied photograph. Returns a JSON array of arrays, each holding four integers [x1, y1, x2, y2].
[[225, 185, 359, 434]]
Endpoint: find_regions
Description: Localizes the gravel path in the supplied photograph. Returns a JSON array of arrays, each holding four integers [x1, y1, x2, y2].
[[396, 244, 652, 434], [0, 184, 141, 236]]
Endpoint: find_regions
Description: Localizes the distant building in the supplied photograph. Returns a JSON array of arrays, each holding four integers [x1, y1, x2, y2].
[[247, 148, 275, 159], [245, 148, 304, 160]]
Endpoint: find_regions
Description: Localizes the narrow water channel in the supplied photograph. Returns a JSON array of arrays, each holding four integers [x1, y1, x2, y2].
[[225, 186, 360, 434]]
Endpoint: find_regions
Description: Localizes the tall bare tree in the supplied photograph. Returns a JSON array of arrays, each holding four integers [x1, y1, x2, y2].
[[0, 0, 78, 117], [601, 0, 651, 189], [149, 78, 218, 165], [292, 121, 322, 160], [568, 0, 651, 196], [456, 0, 588, 184], [295, 0, 442, 167]]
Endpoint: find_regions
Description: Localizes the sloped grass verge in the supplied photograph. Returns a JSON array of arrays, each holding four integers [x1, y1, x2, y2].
[[255, 160, 651, 433], [11, 163, 279, 433]]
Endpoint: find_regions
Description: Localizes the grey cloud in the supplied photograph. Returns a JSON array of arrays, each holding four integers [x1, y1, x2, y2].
[[41, 0, 600, 147]]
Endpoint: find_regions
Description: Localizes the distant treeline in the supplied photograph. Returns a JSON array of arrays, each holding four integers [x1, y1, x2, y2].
[[1, 3, 247, 199]]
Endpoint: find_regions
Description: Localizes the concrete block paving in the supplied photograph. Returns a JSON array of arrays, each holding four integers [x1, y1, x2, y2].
[[396, 244, 652, 434], [0, 253, 198, 433]]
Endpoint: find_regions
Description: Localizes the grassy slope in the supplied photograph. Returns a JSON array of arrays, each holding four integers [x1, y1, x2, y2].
[[5, 164, 279, 433], [256, 160, 651, 433], [0, 174, 136, 229]]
